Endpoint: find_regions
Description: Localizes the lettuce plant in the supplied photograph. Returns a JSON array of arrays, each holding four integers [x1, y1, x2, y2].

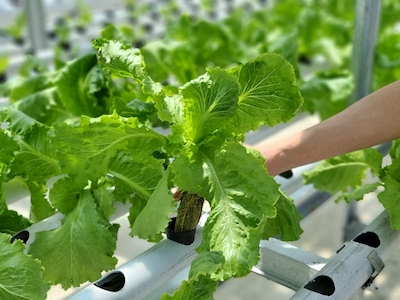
[[0, 38, 304, 298], [303, 141, 400, 232], [74, 0, 93, 33], [5, 10, 26, 45]]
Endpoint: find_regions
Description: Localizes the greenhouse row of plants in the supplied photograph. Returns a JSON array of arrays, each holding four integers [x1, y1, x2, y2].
[[1, 0, 400, 299]]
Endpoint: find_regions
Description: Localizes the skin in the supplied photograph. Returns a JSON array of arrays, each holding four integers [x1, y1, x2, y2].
[[252, 80, 400, 176]]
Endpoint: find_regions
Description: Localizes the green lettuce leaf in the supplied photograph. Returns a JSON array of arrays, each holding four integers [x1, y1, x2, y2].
[[227, 53, 302, 136], [11, 124, 62, 182], [92, 183, 116, 220], [336, 182, 382, 203], [108, 151, 165, 234], [0, 177, 32, 234], [131, 168, 175, 242], [267, 31, 300, 79], [0, 130, 19, 176], [101, 24, 131, 44], [155, 94, 185, 143], [0, 180, 5, 213], [93, 39, 146, 80], [142, 77, 175, 123], [3, 53, 111, 123], [170, 142, 279, 279], [141, 40, 197, 84], [161, 252, 225, 300], [374, 28, 400, 90], [0, 209, 32, 235], [111, 97, 156, 121], [0, 181, 32, 235], [0, 55, 8, 75], [0, 106, 37, 135], [13, 87, 68, 125], [179, 68, 239, 144], [25, 180, 55, 222], [51, 113, 165, 185], [303, 148, 383, 195], [0, 233, 49, 299], [389, 139, 400, 162], [300, 70, 353, 120], [165, 16, 239, 77], [378, 139, 400, 229], [262, 190, 303, 241], [29, 189, 118, 289], [56, 54, 109, 117], [6, 73, 54, 102], [49, 176, 83, 214], [50, 176, 115, 219], [378, 176, 400, 229]]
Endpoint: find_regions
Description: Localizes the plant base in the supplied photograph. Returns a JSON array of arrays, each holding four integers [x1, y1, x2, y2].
[[165, 217, 196, 245], [174, 192, 204, 232]]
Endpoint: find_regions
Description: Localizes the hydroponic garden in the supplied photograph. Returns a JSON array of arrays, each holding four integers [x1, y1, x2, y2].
[[1, 0, 400, 299]]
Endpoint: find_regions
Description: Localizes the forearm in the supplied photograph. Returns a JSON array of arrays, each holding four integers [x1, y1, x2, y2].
[[254, 80, 400, 176]]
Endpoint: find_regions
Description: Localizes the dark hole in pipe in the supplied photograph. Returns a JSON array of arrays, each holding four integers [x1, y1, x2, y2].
[[11, 230, 30, 244], [304, 275, 335, 296], [353, 231, 380, 248], [279, 169, 293, 179], [94, 271, 125, 292]]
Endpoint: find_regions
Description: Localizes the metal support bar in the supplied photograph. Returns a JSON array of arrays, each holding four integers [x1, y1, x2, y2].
[[252, 239, 328, 291], [364, 250, 385, 287], [345, 0, 382, 242], [350, 0, 381, 104], [291, 210, 400, 299], [24, 0, 47, 52]]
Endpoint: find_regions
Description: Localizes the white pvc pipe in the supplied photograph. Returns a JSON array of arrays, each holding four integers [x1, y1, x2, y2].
[[68, 214, 207, 300], [291, 210, 400, 300]]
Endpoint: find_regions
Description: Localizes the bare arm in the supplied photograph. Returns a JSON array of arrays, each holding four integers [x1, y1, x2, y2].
[[253, 80, 400, 176]]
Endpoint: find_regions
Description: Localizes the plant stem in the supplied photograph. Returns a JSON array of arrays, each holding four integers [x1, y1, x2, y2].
[[175, 191, 204, 232]]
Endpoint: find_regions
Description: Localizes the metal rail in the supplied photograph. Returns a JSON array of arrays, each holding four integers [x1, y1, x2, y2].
[[344, 0, 382, 242], [349, 0, 382, 104], [24, 0, 47, 52], [252, 239, 328, 291]]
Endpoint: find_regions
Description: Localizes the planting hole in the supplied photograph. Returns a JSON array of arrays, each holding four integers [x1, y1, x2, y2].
[[304, 275, 335, 296], [279, 169, 293, 179], [354, 231, 380, 248], [94, 271, 125, 292], [11, 230, 30, 244]]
